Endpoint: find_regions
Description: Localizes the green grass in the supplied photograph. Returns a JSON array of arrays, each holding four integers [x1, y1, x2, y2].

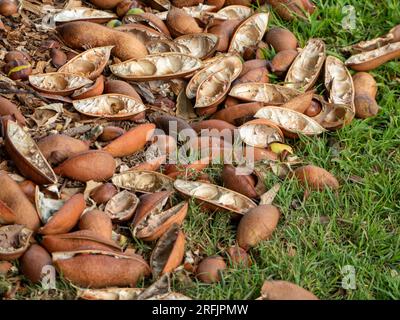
[[1, 0, 399, 300]]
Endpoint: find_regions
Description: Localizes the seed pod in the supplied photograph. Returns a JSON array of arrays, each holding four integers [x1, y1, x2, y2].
[[112, 170, 174, 193], [173, 33, 219, 60], [270, 49, 298, 75], [18, 180, 36, 204], [3, 120, 57, 185], [53, 250, 151, 288], [235, 67, 270, 85], [267, 0, 313, 21], [0, 96, 26, 126], [212, 102, 264, 125], [237, 204, 280, 249], [352, 72, 379, 119], [90, 183, 118, 204], [226, 245, 251, 267], [239, 119, 284, 148], [293, 165, 339, 190], [4, 59, 32, 80], [285, 38, 326, 91], [191, 119, 236, 135], [0, 225, 33, 261], [72, 75, 105, 100], [54, 150, 116, 182], [116, 23, 168, 45], [265, 27, 298, 52], [103, 80, 143, 102], [208, 19, 242, 52], [196, 255, 226, 283], [0, 199, 16, 224], [54, 7, 118, 24], [37, 134, 90, 166], [0, 0, 18, 17], [104, 191, 140, 222], [153, 115, 196, 141], [260, 280, 319, 300], [123, 12, 171, 37], [51, 48, 67, 68], [166, 6, 203, 37], [20, 244, 52, 283], [240, 59, 268, 77], [79, 210, 113, 240]]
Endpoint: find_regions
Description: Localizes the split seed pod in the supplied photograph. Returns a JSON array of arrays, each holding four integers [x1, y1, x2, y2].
[[54, 8, 117, 24], [116, 24, 168, 45], [3, 120, 57, 185], [122, 12, 171, 38], [72, 75, 105, 100], [239, 119, 284, 148], [105, 191, 140, 222], [267, 0, 314, 21], [150, 224, 185, 277], [79, 210, 113, 240], [285, 38, 326, 91], [29, 73, 92, 96], [53, 250, 151, 288], [174, 33, 219, 59], [0, 225, 33, 261], [260, 280, 319, 300], [20, 244, 52, 283], [216, 5, 253, 20], [293, 165, 339, 190], [112, 170, 174, 193]]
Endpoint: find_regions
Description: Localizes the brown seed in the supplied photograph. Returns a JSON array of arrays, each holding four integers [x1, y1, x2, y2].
[[271, 49, 298, 75], [227, 245, 251, 267], [166, 6, 202, 38], [90, 183, 118, 204], [0, 0, 18, 17], [260, 280, 319, 300], [265, 27, 298, 52], [20, 244, 52, 283], [293, 165, 339, 191], [4, 51, 30, 63], [196, 255, 227, 283], [98, 126, 126, 142], [79, 209, 113, 240], [103, 79, 142, 102], [305, 99, 322, 117], [51, 48, 67, 68]]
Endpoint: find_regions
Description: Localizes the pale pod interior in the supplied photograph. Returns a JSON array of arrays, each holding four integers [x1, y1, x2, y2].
[[325, 57, 353, 106], [54, 8, 117, 22], [0, 225, 32, 253], [174, 34, 218, 59], [29, 73, 92, 91], [229, 83, 300, 103], [112, 171, 173, 193], [195, 70, 231, 108], [105, 190, 139, 220], [239, 122, 284, 148]]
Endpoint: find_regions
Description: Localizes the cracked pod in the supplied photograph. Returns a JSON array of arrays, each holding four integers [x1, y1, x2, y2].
[[122, 12, 171, 38], [285, 38, 326, 91], [228, 12, 269, 55], [0, 225, 33, 261], [54, 8, 117, 24], [173, 33, 219, 59], [116, 24, 168, 45], [174, 179, 256, 214], [110, 53, 202, 81], [72, 94, 147, 120], [150, 224, 185, 277], [53, 250, 151, 288], [58, 46, 113, 80], [239, 119, 284, 148], [3, 120, 57, 185], [112, 170, 174, 193], [216, 5, 253, 20], [105, 190, 140, 222]]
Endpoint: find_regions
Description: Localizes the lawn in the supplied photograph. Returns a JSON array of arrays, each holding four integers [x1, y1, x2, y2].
[[1, 0, 399, 300]]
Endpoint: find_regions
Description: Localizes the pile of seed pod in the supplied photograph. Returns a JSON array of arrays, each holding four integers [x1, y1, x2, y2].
[[0, 0, 395, 300]]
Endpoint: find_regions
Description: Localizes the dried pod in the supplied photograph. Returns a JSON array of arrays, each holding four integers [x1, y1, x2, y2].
[[216, 5, 253, 20], [226, 245, 251, 267], [54, 150, 116, 182], [37, 134, 90, 166], [104, 190, 140, 222], [54, 8, 117, 24], [90, 183, 118, 204], [208, 19, 242, 52], [352, 72, 379, 118], [20, 244, 52, 283], [270, 49, 298, 75], [174, 179, 256, 214], [293, 165, 339, 191], [174, 33, 219, 59], [285, 38, 326, 91], [79, 210, 113, 240], [0, 171, 40, 231], [116, 24, 168, 45], [104, 80, 143, 102], [229, 13, 269, 55], [237, 204, 280, 249], [267, 0, 313, 21], [146, 39, 186, 55], [76, 287, 143, 300], [191, 119, 236, 135], [153, 115, 197, 141], [132, 156, 166, 172], [255, 106, 326, 137], [57, 21, 148, 61], [186, 54, 242, 99], [4, 59, 32, 80], [123, 12, 171, 37], [0, 96, 26, 126], [240, 59, 267, 76], [345, 42, 400, 71], [150, 224, 185, 277], [0, 225, 33, 261], [172, 0, 203, 7], [72, 75, 105, 100], [164, 158, 209, 179], [103, 123, 155, 157], [72, 94, 147, 120], [212, 101, 264, 125], [166, 6, 203, 37], [280, 90, 314, 114], [239, 119, 284, 148], [235, 67, 270, 85], [265, 27, 298, 52], [42, 230, 120, 253], [3, 120, 57, 185], [112, 170, 174, 193], [196, 255, 226, 283], [0, 199, 16, 224], [59, 46, 113, 80], [29, 72, 92, 96], [53, 250, 151, 288], [229, 83, 301, 104], [0, 0, 17, 16], [260, 280, 318, 300], [110, 53, 202, 81]]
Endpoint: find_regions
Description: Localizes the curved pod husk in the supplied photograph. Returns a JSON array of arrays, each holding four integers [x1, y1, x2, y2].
[[4, 120, 57, 185], [72, 94, 147, 120], [150, 224, 185, 277], [229, 83, 301, 104], [239, 119, 284, 148], [122, 12, 171, 37], [104, 190, 140, 222], [146, 39, 188, 55], [116, 24, 168, 44], [174, 33, 219, 59], [255, 106, 326, 137], [285, 38, 326, 91], [53, 250, 151, 288], [58, 46, 113, 80], [112, 170, 174, 193], [54, 8, 117, 24], [216, 5, 253, 20], [174, 179, 256, 214], [228, 12, 269, 55], [29, 73, 92, 96], [0, 225, 33, 261]]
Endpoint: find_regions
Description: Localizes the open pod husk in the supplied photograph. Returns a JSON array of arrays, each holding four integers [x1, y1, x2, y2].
[[72, 94, 147, 120], [150, 224, 185, 277], [104, 190, 139, 222], [3, 120, 57, 185], [122, 12, 171, 38], [345, 41, 400, 71], [229, 83, 301, 104], [228, 12, 269, 55], [0, 225, 33, 261], [137, 273, 191, 300], [174, 33, 219, 59], [174, 179, 257, 214], [259, 280, 319, 300], [110, 52, 202, 81], [186, 54, 242, 99], [116, 24, 168, 44], [255, 106, 327, 137], [52, 249, 151, 288], [216, 5, 253, 20], [132, 201, 188, 241], [76, 287, 144, 300], [285, 38, 326, 91], [239, 119, 284, 148], [58, 46, 113, 80], [29, 73, 92, 96], [54, 7, 117, 24], [71, 75, 105, 100], [41, 230, 121, 253], [112, 170, 174, 193], [146, 39, 188, 55]]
